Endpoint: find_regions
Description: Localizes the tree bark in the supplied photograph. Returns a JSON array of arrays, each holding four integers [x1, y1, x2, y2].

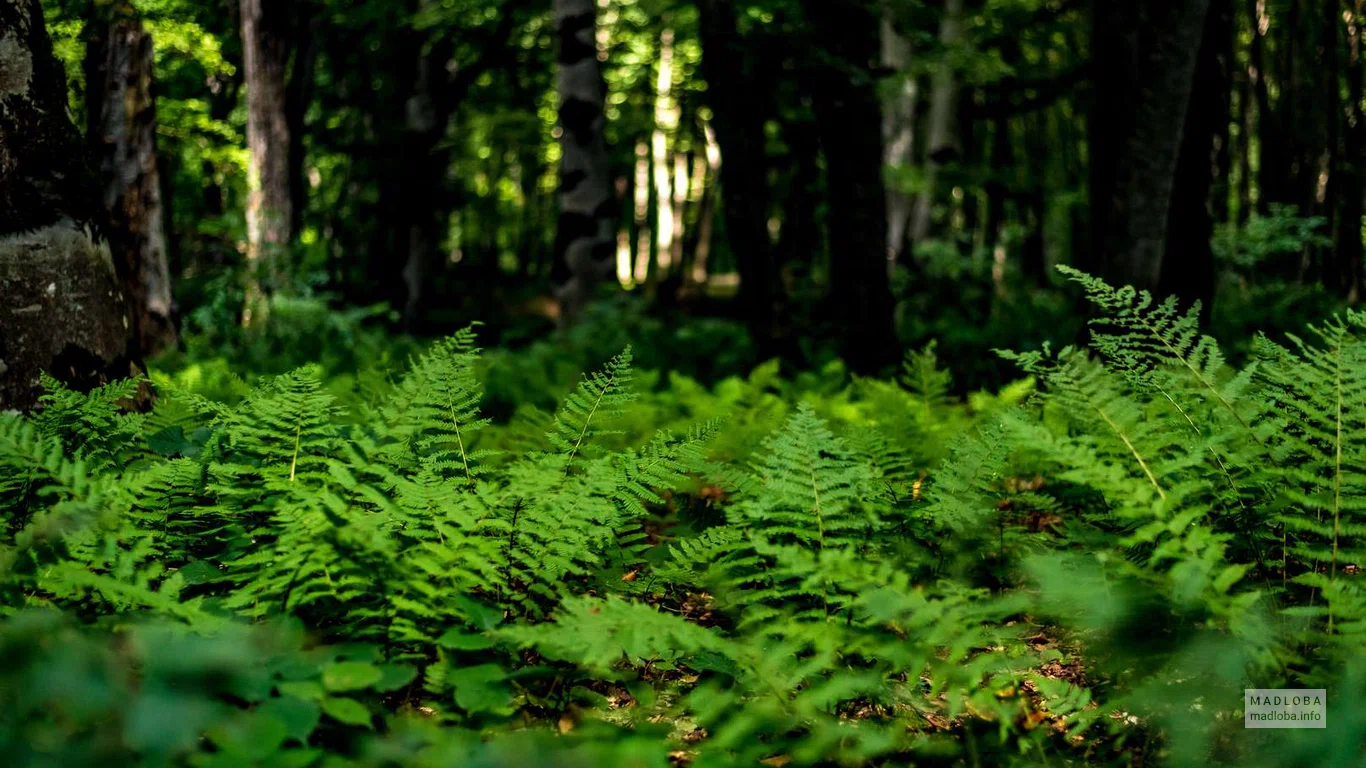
[[552, 0, 616, 324], [85, 6, 177, 357], [241, 0, 294, 299], [1245, 0, 1274, 216], [1334, 0, 1365, 300], [1087, 0, 1211, 297], [285, 5, 317, 241], [1159, 0, 1230, 315], [696, 0, 781, 355], [909, 0, 963, 248], [803, 0, 897, 373], [881, 9, 916, 266], [399, 30, 451, 333], [0, 0, 140, 410]]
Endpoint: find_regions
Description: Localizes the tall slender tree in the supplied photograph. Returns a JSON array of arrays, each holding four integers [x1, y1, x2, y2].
[[1335, 0, 1366, 300], [697, 0, 782, 356], [909, 0, 963, 248], [240, 0, 296, 306], [85, 1, 177, 356], [881, 8, 916, 267], [1160, 0, 1231, 313], [802, 0, 898, 372], [0, 0, 139, 409], [552, 0, 616, 323]]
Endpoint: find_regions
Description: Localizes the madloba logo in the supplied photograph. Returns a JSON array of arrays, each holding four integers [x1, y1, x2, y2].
[[1245, 688, 1327, 729]]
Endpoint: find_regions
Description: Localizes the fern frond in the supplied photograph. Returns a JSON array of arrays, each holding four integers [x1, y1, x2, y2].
[[547, 348, 635, 465]]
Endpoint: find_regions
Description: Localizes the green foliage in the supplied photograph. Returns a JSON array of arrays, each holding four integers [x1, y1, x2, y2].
[[6, 280, 1366, 766], [1213, 204, 1332, 272]]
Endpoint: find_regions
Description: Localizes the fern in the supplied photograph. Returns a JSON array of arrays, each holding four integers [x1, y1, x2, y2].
[[380, 326, 492, 483], [546, 347, 635, 465]]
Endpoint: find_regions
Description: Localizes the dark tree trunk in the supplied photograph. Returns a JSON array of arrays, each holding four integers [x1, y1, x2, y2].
[[1209, 0, 1235, 226], [399, 29, 453, 333], [696, 0, 782, 357], [802, 0, 897, 373], [1160, 0, 1230, 315], [774, 112, 822, 301], [1235, 48, 1253, 224], [1246, 0, 1275, 216], [1087, 0, 1211, 299], [85, 7, 178, 357], [984, 115, 1013, 251], [552, 0, 616, 323], [0, 0, 140, 410], [1020, 111, 1049, 286], [1334, 0, 1365, 300], [286, 5, 318, 240], [241, 0, 294, 296]]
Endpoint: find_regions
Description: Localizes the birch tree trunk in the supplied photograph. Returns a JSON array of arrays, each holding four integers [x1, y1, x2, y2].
[[86, 8, 177, 356], [552, 0, 616, 323], [0, 0, 139, 410], [241, 0, 294, 305]]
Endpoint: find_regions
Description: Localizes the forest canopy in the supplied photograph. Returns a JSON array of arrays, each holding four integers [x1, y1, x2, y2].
[[2, 0, 1366, 765]]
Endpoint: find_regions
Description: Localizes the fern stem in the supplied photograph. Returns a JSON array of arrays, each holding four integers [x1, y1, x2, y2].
[[1329, 335, 1345, 633], [1159, 390, 1276, 600], [567, 366, 618, 468], [289, 420, 302, 483], [1133, 310, 1257, 440], [808, 462, 830, 617], [448, 395, 472, 485], [1092, 405, 1166, 501]]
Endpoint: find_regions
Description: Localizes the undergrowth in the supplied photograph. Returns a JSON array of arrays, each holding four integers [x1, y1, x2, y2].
[[2, 270, 1365, 766]]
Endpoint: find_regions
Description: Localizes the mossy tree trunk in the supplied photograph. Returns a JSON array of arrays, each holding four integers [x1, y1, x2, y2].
[[0, 0, 140, 411]]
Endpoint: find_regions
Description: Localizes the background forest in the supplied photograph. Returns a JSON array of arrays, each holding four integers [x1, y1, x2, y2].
[[20, 0, 1366, 387], [4, 0, 1366, 766]]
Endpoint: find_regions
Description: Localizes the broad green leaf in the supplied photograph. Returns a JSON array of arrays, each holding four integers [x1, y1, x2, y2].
[[321, 697, 372, 728], [322, 662, 383, 692]]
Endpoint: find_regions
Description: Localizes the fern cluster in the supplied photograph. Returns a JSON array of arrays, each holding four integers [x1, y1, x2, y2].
[[4, 285, 1366, 766]]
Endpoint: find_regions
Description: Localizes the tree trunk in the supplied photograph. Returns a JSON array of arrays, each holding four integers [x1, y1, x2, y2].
[[696, 0, 781, 355], [803, 0, 897, 373], [1160, 0, 1230, 314], [552, 0, 616, 324], [85, 7, 177, 357], [0, 0, 140, 410], [1246, 0, 1274, 216], [909, 0, 963, 248], [1209, 0, 1235, 226], [1087, 0, 1211, 297], [286, 5, 318, 240], [881, 10, 916, 266], [400, 36, 452, 333], [1335, 0, 1365, 300], [241, 0, 294, 301]]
